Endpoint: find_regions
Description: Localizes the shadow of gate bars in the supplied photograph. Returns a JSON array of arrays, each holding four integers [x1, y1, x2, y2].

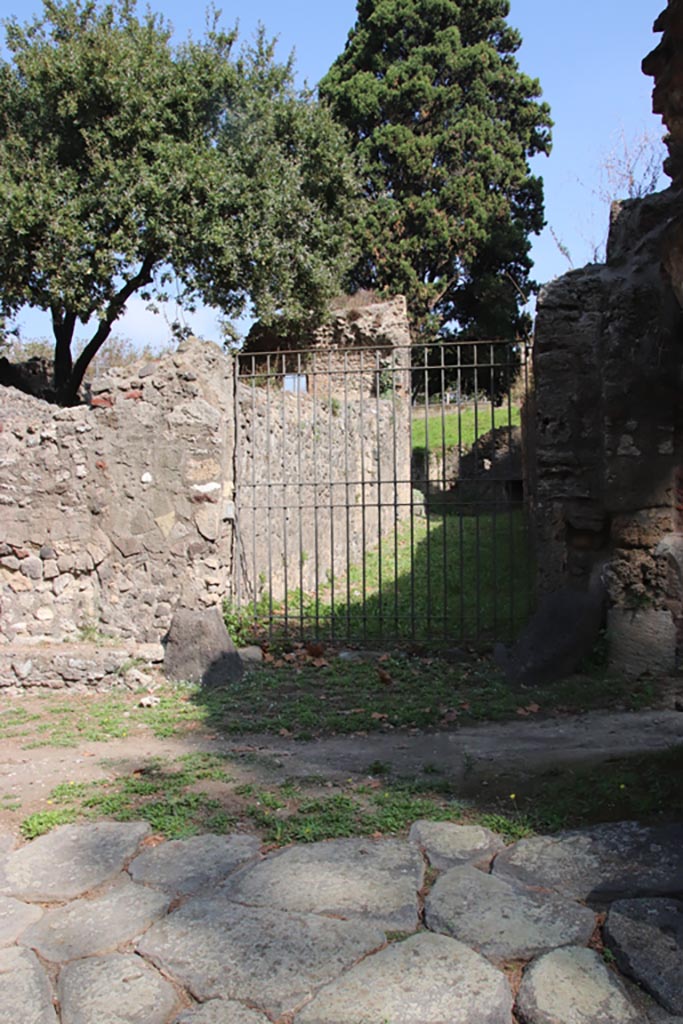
[[231, 340, 534, 645]]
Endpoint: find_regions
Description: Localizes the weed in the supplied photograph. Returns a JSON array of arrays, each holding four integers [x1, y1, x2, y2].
[[21, 808, 78, 839]]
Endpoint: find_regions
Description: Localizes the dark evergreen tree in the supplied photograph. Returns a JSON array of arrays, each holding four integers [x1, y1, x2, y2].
[[319, 0, 552, 341]]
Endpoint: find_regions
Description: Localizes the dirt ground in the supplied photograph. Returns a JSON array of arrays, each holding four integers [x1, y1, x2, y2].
[[1, 689, 682, 838]]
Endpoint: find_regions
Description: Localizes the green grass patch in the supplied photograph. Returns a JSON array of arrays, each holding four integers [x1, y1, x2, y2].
[[232, 509, 534, 645], [411, 405, 521, 455]]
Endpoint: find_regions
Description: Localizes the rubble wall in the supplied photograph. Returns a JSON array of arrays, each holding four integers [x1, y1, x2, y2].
[[0, 339, 234, 647]]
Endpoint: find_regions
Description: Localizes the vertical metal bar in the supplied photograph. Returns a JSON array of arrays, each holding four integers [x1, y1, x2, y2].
[[311, 351, 321, 638], [327, 348, 336, 640], [456, 343, 465, 639], [343, 350, 352, 640], [296, 350, 305, 640], [408, 347, 416, 640], [265, 354, 274, 639], [473, 342, 481, 638], [440, 343, 448, 638], [375, 348, 384, 637], [391, 348, 400, 637], [490, 341, 498, 638], [250, 354, 258, 628], [508, 341, 516, 638], [423, 344, 432, 637], [280, 352, 289, 639], [359, 349, 368, 642]]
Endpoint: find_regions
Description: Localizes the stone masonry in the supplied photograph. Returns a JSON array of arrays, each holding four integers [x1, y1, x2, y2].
[[532, 3, 683, 675], [0, 338, 234, 647]]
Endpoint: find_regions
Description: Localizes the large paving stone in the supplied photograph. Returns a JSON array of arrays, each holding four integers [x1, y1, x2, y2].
[[58, 953, 179, 1024], [493, 822, 683, 902], [295, 932, 513, 1024], [0, 894, 43, 946], [604, 897, 683, 1015], [174, 1002, 270, 1023], [409, 820, 505, 871], [0, 835, 14, 860], [516, 947, 640, 1024], [425, 864, 596, 961], [138, 895, 386, 1019], [0, 822, 150, 901], [0, 946, 57, 1024], [221, 837, 424, 931], [20, 876, 169, 962], [129, 833, 260, 896]]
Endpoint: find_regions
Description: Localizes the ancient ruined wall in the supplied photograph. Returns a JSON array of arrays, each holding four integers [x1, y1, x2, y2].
[[533, 3, 683, 675], [234, 378, 411, 605], [0, 339, 234, 645], [242, 296, 413, 399]]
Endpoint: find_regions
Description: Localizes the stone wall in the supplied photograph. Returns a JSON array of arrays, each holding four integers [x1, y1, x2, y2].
[[241, 296, 412, 399], [533, 3, 683, 675], [0, 339, 234, 646]]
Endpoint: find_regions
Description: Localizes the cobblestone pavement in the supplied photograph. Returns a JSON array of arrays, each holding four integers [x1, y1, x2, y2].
[[1, 819, 682, 1023]]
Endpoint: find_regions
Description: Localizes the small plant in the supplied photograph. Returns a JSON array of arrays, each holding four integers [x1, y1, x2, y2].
[[330, 396, 342, 417], [21, 808, 78, 839]]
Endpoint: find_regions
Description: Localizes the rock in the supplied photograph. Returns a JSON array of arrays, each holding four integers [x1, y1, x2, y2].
[[0, 896, 43, 947], [296, 932, 513, 1024], [425, 864, 595, 961], [492, 822, 683, 902], [58, 953, 179, 1024], [409, 820, 505, 871], [516, 947, 639, 1024], [494, 562, 606, 686], [137, 897, 385, 1019], [164, 607, 243, 687], [128, 834, 260, 897], [221, 837, 424, 932], [0, 822, 150, 901], [0, 946, 57, 1024], [604, 897, 683, 1015], [174, 1002, 270, 1024], [237, 645, 263, 664], [19, 876, 169, 962]]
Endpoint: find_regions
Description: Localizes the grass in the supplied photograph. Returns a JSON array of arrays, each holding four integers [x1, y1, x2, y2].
[[411, 405, 521, 455], [19, 745, 683, 843], [232, 509, 534, 645]]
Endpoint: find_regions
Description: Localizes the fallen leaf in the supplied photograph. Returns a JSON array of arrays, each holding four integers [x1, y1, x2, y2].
[[370, 711, 388, 720], [312, 657, 328, 668], [377, 667, 393, 686]]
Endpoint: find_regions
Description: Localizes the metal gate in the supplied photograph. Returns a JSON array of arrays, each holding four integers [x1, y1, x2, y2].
[[231, 340, 534, 645]]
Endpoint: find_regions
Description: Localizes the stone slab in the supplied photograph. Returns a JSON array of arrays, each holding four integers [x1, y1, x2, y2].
[[20, 876, 169, 962], [221, 837, 423, 931], [0, 894, 43, 947], [0, 946, 57, 1024], [58, 953, 179, 1024], [296, 932, 513, 1024], [138, 896, 386, 1019], [409, 820, 506, 871], [129, 833, 260, 896], [0, 822, 150, 901], [605, 897, 683, 1015], [425, 864, 595, 961], [493, 822, 683, 902], [174, 1002, 270, 1024], [516, 947, 640, 1024]]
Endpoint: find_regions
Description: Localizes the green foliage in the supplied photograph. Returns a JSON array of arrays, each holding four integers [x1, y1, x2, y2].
[[320, 0, 552, 339], [0, 0, 359, 404], [411, 404, 521, 455], [20, 808, 78, 839]]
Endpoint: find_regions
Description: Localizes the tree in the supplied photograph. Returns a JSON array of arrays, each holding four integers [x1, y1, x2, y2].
[[0, 1, 359, 405], [319, 0, 552, 341]]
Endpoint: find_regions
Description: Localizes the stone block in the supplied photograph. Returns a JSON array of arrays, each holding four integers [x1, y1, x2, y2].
[[163, 607, 243, 687], [607, 607, 676, 676]]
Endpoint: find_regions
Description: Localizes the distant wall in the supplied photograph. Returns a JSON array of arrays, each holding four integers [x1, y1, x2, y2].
[[0, 339, 234, 645]]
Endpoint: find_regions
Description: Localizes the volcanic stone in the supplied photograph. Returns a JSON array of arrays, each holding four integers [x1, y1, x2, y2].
[[425, 864, 596, 960], [221, 837, 424, 931], [0, 946, 57, 1024], [604, 897, 683, 1015], [516, 947, 640, 1024], [164, 607, 243, 686], [137, 897, 385, 1019], [128, 833, 260, 896], [409, 820, 506, 871], [0, 895, 43, 947], [296, 932, 513, 1024], [58, 953, 178, 1024]]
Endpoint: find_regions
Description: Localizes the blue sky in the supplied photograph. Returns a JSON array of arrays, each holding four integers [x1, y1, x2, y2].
[[0, 0, 668, 346]]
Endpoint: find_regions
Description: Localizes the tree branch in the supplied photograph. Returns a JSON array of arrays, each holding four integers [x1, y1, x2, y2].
[[59, 255, 156, 405]]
